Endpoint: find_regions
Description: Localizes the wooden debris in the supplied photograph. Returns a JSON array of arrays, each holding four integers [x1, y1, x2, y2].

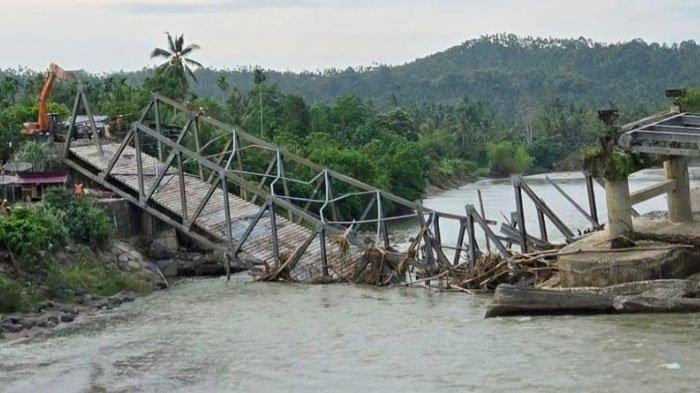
[[353, 247, 412, 285], [256, 230, 317, 282], [450, 247, 562, 290]]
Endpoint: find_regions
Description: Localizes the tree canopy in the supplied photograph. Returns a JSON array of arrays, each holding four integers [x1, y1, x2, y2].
[[1, 34, 697, 203], [150, 32, 203, 86]]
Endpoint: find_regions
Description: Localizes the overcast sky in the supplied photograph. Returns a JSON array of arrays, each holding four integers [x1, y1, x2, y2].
[[2, 0, 698, 73]]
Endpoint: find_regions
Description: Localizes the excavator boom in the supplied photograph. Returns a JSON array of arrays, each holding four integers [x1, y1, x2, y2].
[[22, 63, 75, 136]]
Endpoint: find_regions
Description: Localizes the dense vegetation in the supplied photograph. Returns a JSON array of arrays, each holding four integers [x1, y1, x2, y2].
[[1, 35, 698, 201], [0, 189, 149, 314], [109, 35, 700, 113]]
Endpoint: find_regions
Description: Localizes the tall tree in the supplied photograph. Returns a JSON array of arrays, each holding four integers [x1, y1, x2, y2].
[[150, 32, 203, 86], [253, 68, 266, 137], [0, 77, 20, 108], [216, 76, 229, 92]]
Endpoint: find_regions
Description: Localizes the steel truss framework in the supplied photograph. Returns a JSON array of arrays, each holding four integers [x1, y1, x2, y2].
[[618, 112, 700, 156], [61, 91, 607, 280], [61, 92, 527, 280]]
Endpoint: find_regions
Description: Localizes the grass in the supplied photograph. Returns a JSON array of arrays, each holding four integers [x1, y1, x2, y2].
[[44, 248, 152, 303], [680, 88, 700, 113], [1, 247, 152, 313], [0, 274, 29, 314], [0, 190, 152, 315]]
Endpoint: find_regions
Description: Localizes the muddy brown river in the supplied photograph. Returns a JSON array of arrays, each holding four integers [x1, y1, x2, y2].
[[1, 170, 699, 392]]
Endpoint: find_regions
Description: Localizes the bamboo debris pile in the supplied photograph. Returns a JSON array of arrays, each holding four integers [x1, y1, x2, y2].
[[256, 228, 563, 289], [351, 247, 408, 285], [450, 248, 562, 290], [346, 225, 424, 286]]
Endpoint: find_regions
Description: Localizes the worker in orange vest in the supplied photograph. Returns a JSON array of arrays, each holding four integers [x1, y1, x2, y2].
[[74, 182, 85, 195]]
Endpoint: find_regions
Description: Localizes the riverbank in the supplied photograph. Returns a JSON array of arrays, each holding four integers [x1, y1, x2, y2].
[[424, 173, 484, 197], [0, 240, 166, 342], [0, 236, 236, 342], [0, 290, 139, 343]]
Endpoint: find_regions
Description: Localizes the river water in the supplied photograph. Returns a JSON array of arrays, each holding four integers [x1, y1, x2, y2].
[[420, 168, 700, 248], [1, 170, 700, 392]]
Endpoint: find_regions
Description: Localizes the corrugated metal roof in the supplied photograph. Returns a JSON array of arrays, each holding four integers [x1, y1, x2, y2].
[[63, 115, 109, 127], [16, 172, 68, 185]]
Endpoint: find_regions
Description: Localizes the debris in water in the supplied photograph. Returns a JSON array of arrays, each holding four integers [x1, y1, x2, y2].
[[449, 248, 561, 290], [660, 363, 681, 370]]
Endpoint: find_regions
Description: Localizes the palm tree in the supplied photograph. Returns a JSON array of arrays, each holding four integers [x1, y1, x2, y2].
[[216, 76, 229, 92], [150, 32, 203, 86]]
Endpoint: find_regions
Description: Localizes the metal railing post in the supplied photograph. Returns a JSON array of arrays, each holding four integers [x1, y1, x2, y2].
[[269, 200, 280, 267], [319, 226, 328, 280], [513, 177, 527, 253], [585, 172, 599, 225], [465, 210, 478, 265], [221, 171, 233, 279], [453, 221, 466, 265], [155, 98, 163, 161], [537, 208, 548, 242]]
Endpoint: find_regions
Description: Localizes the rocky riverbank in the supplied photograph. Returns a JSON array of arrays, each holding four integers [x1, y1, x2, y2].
[[0, 291, 137, 342], [0, 238, 226, 342]]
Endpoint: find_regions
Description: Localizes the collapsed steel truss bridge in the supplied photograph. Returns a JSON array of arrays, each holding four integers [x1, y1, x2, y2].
[[61, 91, 601, 281]]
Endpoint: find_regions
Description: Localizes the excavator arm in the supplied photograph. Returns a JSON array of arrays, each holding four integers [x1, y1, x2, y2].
[[22, 63, 75, 136]]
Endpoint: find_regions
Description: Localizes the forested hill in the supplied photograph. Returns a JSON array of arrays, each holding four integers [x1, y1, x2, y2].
[[3, 35, 699, 114], [126, 35, 700, 115], [2, 34, 700, 204]]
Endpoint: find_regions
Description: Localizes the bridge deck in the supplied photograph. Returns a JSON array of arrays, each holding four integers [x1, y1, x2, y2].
[[70, 142, 357, 280], [618, 113, 700, 156]]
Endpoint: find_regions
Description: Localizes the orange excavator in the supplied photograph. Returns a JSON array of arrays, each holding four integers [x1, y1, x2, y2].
[[21, 63, 75, 136]]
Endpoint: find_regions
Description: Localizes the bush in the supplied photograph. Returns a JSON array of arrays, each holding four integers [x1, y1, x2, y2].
[[66, 196, 113, 247], [0, 275, 29, 313], [42, 186, 75, 208], [0, 189, 113, 268], [486, 140, 534, 176], [43, 188, 114, 248], [679, 88, 700, 113], [0, 206, 67, 266], [428, 158, 477, 185]]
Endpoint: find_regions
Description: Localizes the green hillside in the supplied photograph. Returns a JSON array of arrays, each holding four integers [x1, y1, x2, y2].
[[117, 34, 700, 114], [1, 34, 698, 203]]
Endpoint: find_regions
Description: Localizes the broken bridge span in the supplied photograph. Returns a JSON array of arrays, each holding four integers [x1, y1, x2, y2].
[[61, 90, 489, 282]]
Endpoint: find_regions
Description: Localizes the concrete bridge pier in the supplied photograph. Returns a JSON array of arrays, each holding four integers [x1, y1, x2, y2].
[[559, 112, 700, 287], [604, 178, 634, 238], [97, 197, 179, 250], [665, 156, 692, 223], [604, 156, 693, 238]]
